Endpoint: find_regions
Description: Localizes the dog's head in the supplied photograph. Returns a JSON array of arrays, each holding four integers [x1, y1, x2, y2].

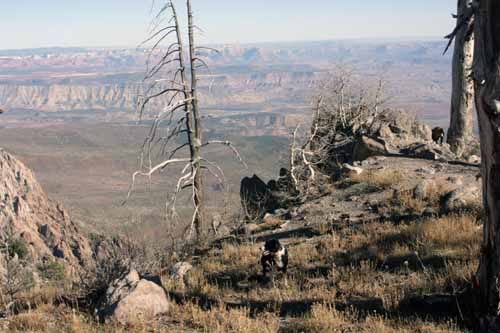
[[262, 239, 282, 253]]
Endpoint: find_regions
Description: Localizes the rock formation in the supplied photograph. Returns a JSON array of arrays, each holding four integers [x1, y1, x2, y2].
[[0, 148, 93, 277]]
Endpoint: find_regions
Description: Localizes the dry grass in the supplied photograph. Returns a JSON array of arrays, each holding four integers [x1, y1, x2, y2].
[[202, 243, 261, 274], [169, 302, 279, 333], [6, 304, 118, 333], [392, 179, 455, 214], [417, 215, 479, 244], [351, 168, 403, 189], [7, 311, 49, 332], [2, 180, 481, 333], [296, 303, 462, 333]]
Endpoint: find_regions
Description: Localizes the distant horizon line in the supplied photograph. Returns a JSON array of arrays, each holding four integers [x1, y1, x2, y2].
[[0, 35, 447, 52]]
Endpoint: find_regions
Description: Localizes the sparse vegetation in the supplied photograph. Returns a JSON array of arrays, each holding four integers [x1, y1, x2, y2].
[[37, 261, 65, 283]]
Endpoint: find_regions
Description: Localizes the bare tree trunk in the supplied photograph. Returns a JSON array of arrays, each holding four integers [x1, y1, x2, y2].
[[448, 0, 475, 157], [187, 0, 204, 238], [130, 0, 245, 242], [473, 0, 500, 321]]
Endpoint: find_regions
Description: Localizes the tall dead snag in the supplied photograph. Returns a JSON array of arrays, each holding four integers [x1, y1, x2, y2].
[[472, 0, 500, 322], [127, 0, 245, 240], [446, 0, 476, 157]]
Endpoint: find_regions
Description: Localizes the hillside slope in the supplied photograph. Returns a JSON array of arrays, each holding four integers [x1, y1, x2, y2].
[[0, 148, 93, 275]]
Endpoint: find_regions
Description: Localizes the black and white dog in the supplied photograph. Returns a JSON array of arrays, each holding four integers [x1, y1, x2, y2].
[[261, 239, 288, 276]]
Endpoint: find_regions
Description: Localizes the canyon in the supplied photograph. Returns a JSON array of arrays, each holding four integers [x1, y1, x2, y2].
[[0, 39, 452, 132]]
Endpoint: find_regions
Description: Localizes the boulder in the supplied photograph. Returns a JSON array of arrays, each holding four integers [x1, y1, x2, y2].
[[441, 186, 482, 214], [240, 170, 301, 221], [98, 270, 170, 324], [353, 135, 390, 161], [240, 175, 275, 220]]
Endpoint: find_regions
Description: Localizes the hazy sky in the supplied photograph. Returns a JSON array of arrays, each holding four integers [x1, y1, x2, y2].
[[0, 0, 456, 49]]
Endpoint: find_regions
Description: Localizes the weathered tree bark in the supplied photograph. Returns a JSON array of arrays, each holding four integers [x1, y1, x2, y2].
[[447, 0, 475, 157], [187, 0, 204, 238], [474, 0, 500, 322]]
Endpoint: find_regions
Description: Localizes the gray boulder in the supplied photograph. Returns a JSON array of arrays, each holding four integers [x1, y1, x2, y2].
[[98, 270, 170, 324], [441, 186, 482, 214]]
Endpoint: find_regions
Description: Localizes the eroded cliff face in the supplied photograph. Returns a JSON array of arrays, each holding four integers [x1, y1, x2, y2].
[[0, 84, 141, 111], [0, 148, 93, 275], [0, 71, 321, 112]]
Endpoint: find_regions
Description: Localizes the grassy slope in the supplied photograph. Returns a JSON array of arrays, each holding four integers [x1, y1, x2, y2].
[[4, 157, 480, 332]]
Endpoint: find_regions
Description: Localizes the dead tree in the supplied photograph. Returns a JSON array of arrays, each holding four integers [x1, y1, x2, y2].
[[471, 0, 500, 323], [289, 100, 323, 195], [127, 0, 245, 240], [311, 70, 386, 143], [288, 70, 388, 197], [446, 0, 476, 157]]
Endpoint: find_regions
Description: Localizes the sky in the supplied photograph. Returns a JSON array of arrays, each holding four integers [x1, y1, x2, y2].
[[0, 0, 457, 50]]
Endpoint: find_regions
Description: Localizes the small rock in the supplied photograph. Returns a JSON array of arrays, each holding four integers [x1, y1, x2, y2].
[[347, 195, 361, 202], [412, 182, 427, 200], [170, 262, 193, 288], [416, 167, 436, 175], [273, 208, 292, 220], [447, 176, 463, 187], [468, 155, 481, 164], [342, 163, 364, 176]]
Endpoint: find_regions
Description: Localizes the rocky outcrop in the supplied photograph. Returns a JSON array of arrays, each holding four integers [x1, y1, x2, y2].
[[367, 109, 432, 147], [240, 171, 299, 221], [97, 270, 170, 325], [0, 148, 93, 276], [400, 142, 456, 161], [327, 110, 460, 170], [353, 136, 392, 162]]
